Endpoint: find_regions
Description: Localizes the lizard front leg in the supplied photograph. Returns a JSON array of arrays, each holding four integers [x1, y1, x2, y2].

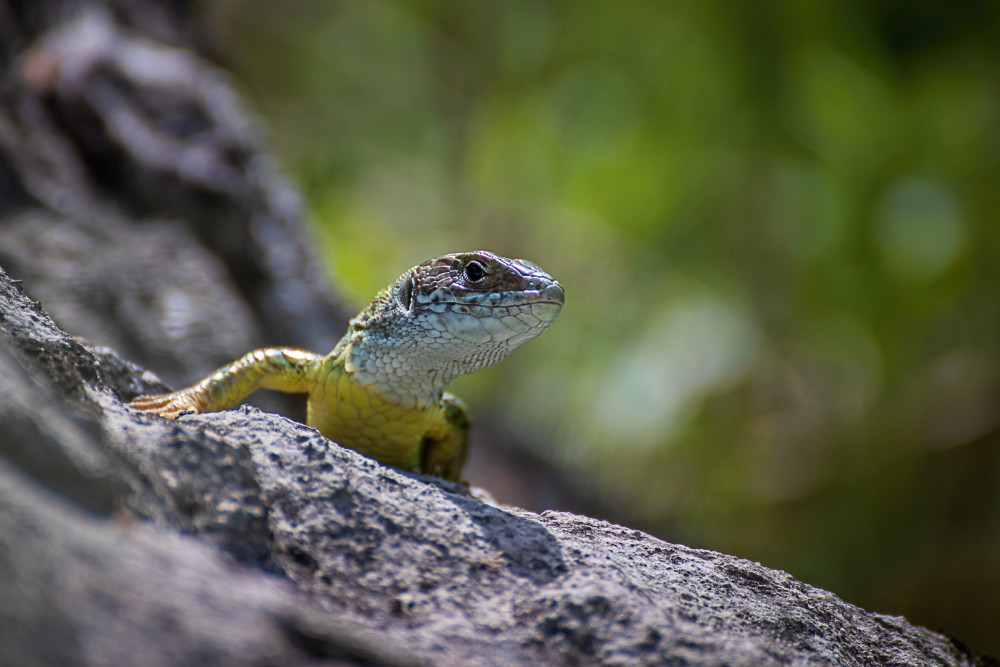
[[419, 392, 471, 482], [128, 348, 322, 417]]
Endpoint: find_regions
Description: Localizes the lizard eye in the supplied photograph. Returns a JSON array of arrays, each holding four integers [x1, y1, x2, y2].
[[464, 260, 486, 283]]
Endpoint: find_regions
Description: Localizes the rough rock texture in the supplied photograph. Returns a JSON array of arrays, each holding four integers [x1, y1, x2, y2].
[[0, 460, 412, 667], [0, 2, 996, 665], [1, 255, 994, 667], [0, 272, 415, 667]]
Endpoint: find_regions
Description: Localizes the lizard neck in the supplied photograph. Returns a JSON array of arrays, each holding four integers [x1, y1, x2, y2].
[[333, 326, 504, 408], [330, 334, 448, 408]]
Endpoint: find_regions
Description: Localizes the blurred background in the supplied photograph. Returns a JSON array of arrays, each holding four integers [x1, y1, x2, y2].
[[203, 0, 999, 653]]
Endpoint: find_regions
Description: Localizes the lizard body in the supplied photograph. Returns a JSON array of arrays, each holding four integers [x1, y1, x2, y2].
[[128, 251, 564, 482]]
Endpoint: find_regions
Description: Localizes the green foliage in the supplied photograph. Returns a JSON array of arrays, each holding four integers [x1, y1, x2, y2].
[[208, 0, 1000, 653]]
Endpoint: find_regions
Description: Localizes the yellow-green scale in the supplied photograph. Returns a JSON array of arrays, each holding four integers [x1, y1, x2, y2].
[[307, 351, 467, 479]]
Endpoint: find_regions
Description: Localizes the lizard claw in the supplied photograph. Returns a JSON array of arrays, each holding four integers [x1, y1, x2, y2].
[[127, 392, 201, 418]]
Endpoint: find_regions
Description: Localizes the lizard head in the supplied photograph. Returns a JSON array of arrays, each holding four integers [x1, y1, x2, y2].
[[345, 250, 564, 404]]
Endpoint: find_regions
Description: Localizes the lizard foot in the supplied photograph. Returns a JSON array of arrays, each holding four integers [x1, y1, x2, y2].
[[127, 392, 201, 418]]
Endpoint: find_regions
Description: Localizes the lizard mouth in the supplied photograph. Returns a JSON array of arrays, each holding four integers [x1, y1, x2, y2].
[[524, 282, 565, 306]]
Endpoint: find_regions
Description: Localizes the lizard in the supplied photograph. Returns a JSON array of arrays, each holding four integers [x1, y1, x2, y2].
[[127, 250, 564, 482]]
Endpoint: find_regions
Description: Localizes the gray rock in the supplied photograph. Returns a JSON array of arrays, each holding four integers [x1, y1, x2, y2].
[[0, 249, 991, 667]]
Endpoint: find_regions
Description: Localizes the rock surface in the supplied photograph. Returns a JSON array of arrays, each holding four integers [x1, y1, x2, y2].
[[0, 257, 993, 666]]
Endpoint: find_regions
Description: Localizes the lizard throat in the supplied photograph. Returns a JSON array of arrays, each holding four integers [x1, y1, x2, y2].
[[342, 335, 511, 407]]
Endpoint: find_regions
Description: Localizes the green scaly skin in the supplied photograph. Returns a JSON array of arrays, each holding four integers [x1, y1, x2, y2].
[[128, 251, 564, 482]]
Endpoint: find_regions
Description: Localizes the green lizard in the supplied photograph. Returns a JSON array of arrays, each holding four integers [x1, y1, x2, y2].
[[128, 251, 564, 482]]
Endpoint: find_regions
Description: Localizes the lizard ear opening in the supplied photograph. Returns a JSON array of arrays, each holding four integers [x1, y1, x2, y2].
[[397, 275, 415, 314]]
